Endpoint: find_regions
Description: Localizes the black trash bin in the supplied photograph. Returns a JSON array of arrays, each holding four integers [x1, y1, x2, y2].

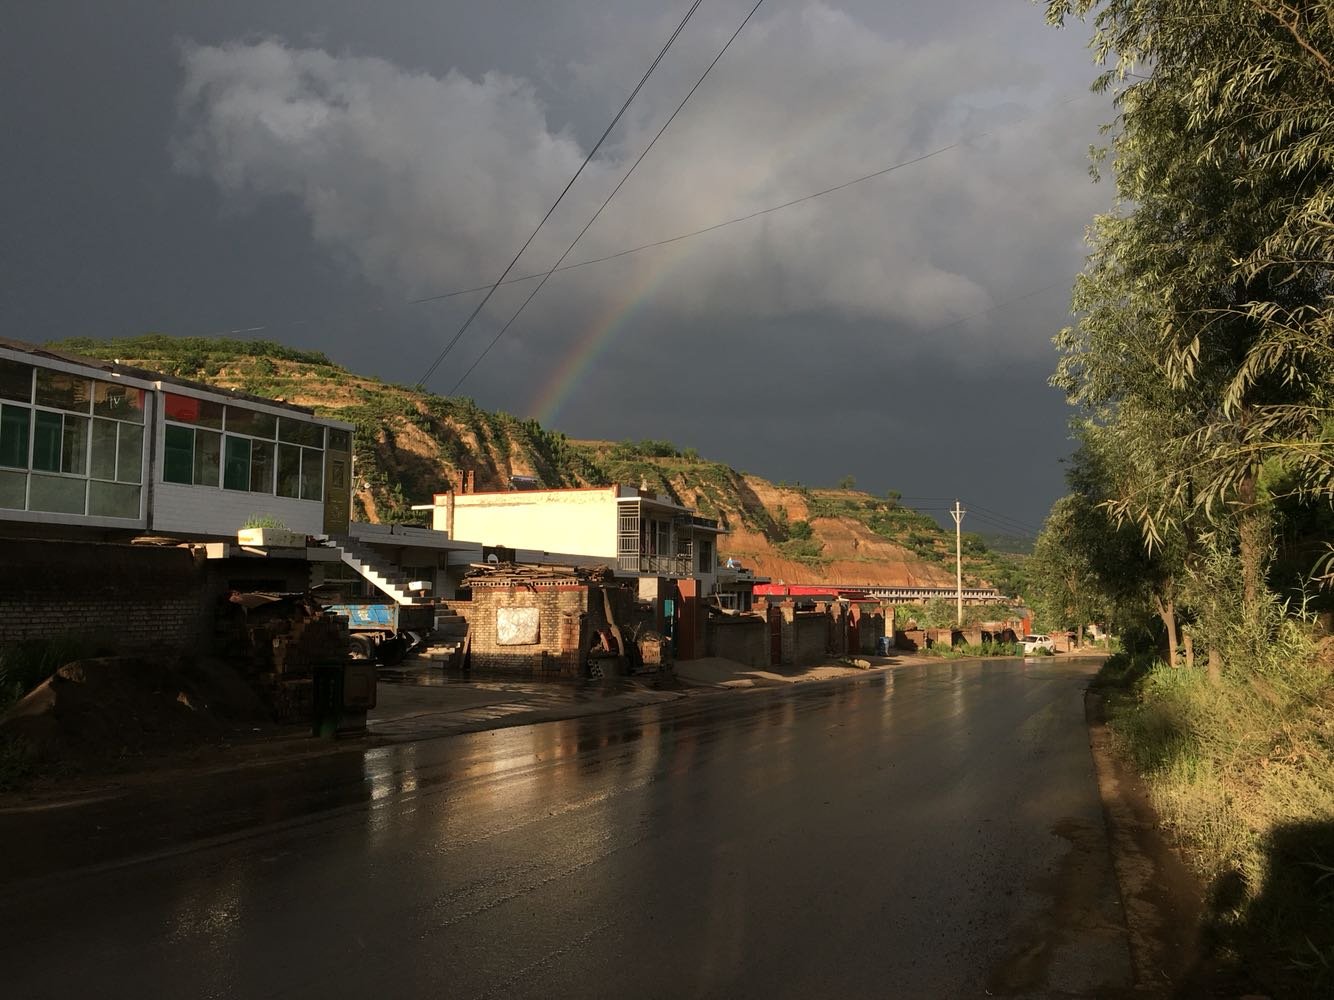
[[311, 663, 344, 738]]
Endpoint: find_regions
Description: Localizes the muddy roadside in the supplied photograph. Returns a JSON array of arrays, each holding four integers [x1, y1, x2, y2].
[[1084, 688, 1265, 998]]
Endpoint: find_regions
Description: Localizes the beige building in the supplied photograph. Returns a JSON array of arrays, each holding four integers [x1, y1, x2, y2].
[[428, 483, 727, 660], [431, 483, 722, 591]]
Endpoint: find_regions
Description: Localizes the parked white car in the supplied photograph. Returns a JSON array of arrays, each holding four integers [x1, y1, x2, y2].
[[1022, 634, 1055, 654]]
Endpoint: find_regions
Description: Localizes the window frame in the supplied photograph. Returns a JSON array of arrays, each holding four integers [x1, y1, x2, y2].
[[0, 356, 151, 521]]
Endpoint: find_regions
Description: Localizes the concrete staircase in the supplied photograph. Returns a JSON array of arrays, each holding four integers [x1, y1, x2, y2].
[[420, 603, 469, 666], [318, 535, 434, 607]]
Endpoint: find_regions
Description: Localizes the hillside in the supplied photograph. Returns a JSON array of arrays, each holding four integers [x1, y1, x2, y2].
[[49, 336, 1026, 592]]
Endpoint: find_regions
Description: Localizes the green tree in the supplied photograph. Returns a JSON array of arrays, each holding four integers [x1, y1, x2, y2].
[[837, 475, 856, 490], [1046, 0, 1334, 622], [1030, 431, 1194, 658]]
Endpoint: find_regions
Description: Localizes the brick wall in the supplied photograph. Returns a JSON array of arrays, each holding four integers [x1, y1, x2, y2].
[[706, 615, 768, 667], [852, 607, 887, 653], [466, 584, 585, 676], [792, 613, 829, 666], [896, 628, 925, 651], [0, 538, 204, 652], [464, 581, 637, 677]]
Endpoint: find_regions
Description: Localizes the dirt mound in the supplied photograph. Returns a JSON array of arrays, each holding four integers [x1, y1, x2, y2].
[[0, 656, 269, 765]]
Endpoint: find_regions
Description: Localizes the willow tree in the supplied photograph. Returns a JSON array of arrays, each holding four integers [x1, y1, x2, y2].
[[1046, 0, 1334, 620], [1031, 429, 1187, 657]]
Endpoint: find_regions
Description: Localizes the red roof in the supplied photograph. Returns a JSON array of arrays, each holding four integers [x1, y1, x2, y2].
[[753, 584, 873, 600]]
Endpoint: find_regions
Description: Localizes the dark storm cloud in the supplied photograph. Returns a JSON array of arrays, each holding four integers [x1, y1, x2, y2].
[[0, 1, 1114, 528]]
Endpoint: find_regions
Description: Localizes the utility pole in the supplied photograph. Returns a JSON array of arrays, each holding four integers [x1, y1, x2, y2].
[[951, 500, 965, 626]]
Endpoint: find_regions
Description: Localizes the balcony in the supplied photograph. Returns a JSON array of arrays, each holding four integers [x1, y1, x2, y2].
[[617, 552, 694, 576]]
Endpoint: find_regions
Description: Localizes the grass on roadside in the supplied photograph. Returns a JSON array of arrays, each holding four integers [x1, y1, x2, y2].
[[1096, 633, 1334, 990], [920, 640, 1025, 659]]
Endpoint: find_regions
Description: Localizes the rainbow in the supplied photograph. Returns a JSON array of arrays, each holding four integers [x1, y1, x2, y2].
[[528, 252, 685, 426], [525, 53, 959, 423]]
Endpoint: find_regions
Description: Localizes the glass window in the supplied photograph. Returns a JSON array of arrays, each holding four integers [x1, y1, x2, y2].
[[90, 418, 118, 480], [223, 436, 251, 491], [300, 447, 323, 501], [225, 406, 276, 439], [250, 440, 274, 494], [279, 417, 322, 448], [164, 424, 193, 484], [164, 392, 222, 428], [0, 469, 24, 509], [93, 382, 145, 423], [88, 481, 141, 519], [35, 370, 92, 413], [328, 428, 351, 453], [194, 430, 221, 487], [0, 404, 30, 469], [32, 411, 63, 472], [61, 415, 88, 475], [277, 443, 301, 498], [28, 473, 85, 514], [117, 424, 143, 484], [0, 359, 33, 403]]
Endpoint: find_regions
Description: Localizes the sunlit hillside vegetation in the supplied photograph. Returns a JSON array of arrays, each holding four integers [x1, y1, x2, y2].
[[50, 336, 1028, 592]]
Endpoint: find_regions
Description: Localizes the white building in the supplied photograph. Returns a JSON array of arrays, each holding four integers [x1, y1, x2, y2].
[[0, 338, 354, 539], [430, 483, 723, 593]]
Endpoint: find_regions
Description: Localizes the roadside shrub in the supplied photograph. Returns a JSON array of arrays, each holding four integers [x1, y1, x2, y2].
[[1095, 650, 1154, 688], [0, 635, 101, 711], [242, 514, 288, 529], [920, 640, 1023, 659], [1107, 633, 1334, 981], [0, 737, 36, 791]]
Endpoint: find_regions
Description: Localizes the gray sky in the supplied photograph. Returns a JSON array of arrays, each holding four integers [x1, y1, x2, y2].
[[0, 1, 1115, 535]]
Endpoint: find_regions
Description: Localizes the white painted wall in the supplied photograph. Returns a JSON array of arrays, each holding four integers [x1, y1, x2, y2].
[[441, 488, 619, 557], [150, 481, 326, 537], [144, 383, 352, 539]]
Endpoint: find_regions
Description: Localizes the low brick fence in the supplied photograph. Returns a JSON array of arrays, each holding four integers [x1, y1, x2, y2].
[[792, 613, 828, 666], [705, 615, 768, 667], [0, 538, 205, 652]]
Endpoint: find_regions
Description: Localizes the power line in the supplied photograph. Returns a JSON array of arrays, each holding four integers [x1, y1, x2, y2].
[[414, 0, 706, 389], [966, 501, 1045, 534], [904, 501, 1041, 537], [450, 0, 766, 395], [966, 513, 1038, 539], [960, 501, 1044, 534], [184, 93, 1093, 347], [939, 506, 1040, 537]]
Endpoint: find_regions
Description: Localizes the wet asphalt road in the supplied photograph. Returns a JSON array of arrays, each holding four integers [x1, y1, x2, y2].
[[0, 658, 1129, 999]]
